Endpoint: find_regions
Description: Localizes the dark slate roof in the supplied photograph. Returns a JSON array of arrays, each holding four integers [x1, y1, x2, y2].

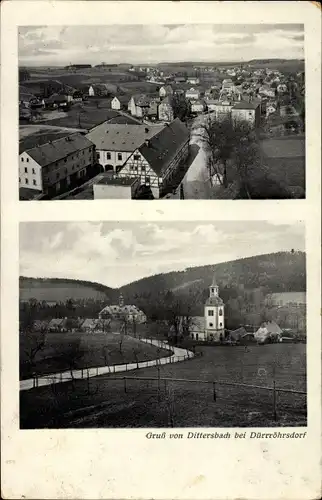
[[24, 133, 94, 167], [205, 296, 224, 306], [232, 100, 260, 110], [132, 94, 151, 107], [138, 118, 189, 176]]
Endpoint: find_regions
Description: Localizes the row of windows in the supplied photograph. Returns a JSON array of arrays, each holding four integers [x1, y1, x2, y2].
[[208, 309, 223, 316], [20, 148, 93, 167], [208, 322, 223, 327], [19, 177, 37, 186], [23, 167, 36, 174]]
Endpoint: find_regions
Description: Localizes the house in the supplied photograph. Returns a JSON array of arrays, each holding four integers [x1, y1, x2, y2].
[[72, 90, 83, 102], [19, 91, 39, 108], [128, 94, 152, 117], [258, 85, 276, 99], [47, 318, 67, 333], [159, 85, 173, 98], [118, 118, 189, 198], [158, 96, 174, 122], [185, 88, 200, 100], [86, 122, 165, 173], [191, 99, 206, 114], [231, 100, 261, 128], [93, 175, 140, 199], [208, 100, 233, 120], [254, 321, 282, 344], [19, 133, 96, 197], [174, 76, 186, 84], [110, 95, 128, 110], [265, 291, 306, 307], [43, 93, 69, 109], [187, 77, 200, 85], [266, 103, 278, 118], [99, 294, 147, 323], [277, 83, 288, 94], [222, 79, 234, 90]]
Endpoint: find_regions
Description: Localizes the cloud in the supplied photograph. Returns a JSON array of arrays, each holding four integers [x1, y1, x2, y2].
[[19, 221, 305, 288], [18, 24, 304, 65]]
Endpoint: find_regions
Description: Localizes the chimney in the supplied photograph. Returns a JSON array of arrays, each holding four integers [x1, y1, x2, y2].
[[145, 139, 150, 147]]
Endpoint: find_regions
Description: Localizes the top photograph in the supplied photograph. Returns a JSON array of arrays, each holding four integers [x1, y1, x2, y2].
[[18, 24, 305, 201]]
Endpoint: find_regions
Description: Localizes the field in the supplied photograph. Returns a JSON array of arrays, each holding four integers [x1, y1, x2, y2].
[[20, 331, 172, 380], [19, 128, 73, 153], [20, 343, 306, 428]]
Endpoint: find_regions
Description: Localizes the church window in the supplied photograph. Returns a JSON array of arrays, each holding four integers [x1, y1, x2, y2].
[[208, 310, 214, 316], [196, 334, 199, 340], [211, 288, 214, 293], [219, 309, 223, 316], [219, 322, 222, 327], [209, 322, 213, 327]]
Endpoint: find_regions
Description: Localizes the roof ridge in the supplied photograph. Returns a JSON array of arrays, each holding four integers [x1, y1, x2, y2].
[[24, 132, 82, 153]]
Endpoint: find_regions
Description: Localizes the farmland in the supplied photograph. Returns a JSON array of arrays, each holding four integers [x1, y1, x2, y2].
[[20, 343, 306, 428], [20, 331, 172, 380]]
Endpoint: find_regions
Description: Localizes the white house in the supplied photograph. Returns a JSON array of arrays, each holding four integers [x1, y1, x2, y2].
[[128, 94, 151, 117], [99, 294, 147, 323], [159, 85, 173, 98], [277, 83, 288, 94], [231, 101, 261, 128], [266, 103, 277, 118], [86, 122, 165, 173], [88, 85, 95, 97], [111, 96, 121, 110], [254, 321, 282, 344], [187, 77, 200, 85], [158, 96, 174, 122], [191, 100, 206, 114], [185, 88, 200, 100]]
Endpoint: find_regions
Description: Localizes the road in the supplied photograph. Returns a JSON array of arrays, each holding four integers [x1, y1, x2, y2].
[[20, 339, 194, 392], [181, 114, 214, 199]]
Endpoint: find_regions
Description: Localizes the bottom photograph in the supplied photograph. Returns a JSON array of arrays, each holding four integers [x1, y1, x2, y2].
[[19, 220, 306, 429]]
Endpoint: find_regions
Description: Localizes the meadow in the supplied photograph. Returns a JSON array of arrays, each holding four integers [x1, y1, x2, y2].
[[20, 343, 306, 428], [20, 331, 172, 380]]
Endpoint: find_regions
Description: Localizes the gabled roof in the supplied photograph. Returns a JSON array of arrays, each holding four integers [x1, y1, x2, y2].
[[232, 100, 260, 110], [86, 122, 164, 152], [22, 133, 94, 167], [189, 316, 205, 332], [137, 118, 189, 176], [131, 94, 151, 107]]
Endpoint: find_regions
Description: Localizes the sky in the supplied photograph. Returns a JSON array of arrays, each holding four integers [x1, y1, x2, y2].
[[18, 24, 304, 66], [19, 221, 305, 288]]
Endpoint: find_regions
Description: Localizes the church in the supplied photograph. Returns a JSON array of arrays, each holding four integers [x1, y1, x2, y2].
[[187, 274, 225, 342]]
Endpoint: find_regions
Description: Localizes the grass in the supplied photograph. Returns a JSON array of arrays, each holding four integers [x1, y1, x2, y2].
[[39, 104, 120, 129], [20, 331, 172, 379], [20, 343, 306, 428], [19, 130, 72, 153]]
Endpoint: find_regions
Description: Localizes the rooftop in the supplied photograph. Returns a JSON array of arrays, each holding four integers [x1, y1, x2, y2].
[[137, 118, 189, 176], [86, 122, 165, 152], [232, 100, 260, 110], [22, 133, 94, 167]]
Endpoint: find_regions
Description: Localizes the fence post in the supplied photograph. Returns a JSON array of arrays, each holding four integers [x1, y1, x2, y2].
[[81, 368, 83, 379], [273, 380, 277, 421], [124, 377, 127, 393], [213, 382, 217, 401], [96, 366, 98, 376], [157, 366, 161, 402]]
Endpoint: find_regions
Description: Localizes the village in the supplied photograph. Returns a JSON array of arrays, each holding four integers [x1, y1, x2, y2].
[[19, 61, 305, 200]]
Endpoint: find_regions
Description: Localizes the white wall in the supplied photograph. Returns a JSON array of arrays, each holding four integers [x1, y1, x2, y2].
[[93, 184, 132, 199], [19, 152, 43, 191], [97, 150, 132, 173]]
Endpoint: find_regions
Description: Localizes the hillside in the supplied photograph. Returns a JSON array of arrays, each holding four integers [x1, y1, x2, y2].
[[19, 277, 116, 303], [121, 252, 305, 297]]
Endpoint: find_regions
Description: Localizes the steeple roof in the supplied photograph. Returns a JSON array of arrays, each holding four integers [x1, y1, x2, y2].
[[211, 273, 218, 287]]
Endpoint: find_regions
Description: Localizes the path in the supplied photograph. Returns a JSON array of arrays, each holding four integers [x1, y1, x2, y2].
[[20, 339, 194, 392], [180, 114, 214, 199], [19, 124, 87, 138]]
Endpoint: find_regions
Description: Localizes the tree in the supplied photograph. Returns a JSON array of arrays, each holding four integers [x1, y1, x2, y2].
[[60, 339, 85, 390], [172, 94, 191, 122]]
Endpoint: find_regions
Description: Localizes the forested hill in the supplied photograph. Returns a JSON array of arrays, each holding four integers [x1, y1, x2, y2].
[[19, 277, 117, 302], [120, 251, 306, 300]]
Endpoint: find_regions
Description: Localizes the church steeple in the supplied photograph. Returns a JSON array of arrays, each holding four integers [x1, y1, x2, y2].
[[209, 273, 219, 298]]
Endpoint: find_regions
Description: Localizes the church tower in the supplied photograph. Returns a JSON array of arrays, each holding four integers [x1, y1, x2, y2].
[[119, 292, 124, 308], [204, 273, 225, 341]]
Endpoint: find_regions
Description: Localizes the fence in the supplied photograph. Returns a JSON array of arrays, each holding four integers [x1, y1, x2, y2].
[[97, 374, 307, 427]]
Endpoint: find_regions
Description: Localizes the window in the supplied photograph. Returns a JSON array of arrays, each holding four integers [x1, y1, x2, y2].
[[106, 152, 111, 160], [21, 158, 24, 162], [24, 167, 28, 173], [209, 322, 213, 327], [211, 288, 214, 293], [117, 153, 122, 161], [219, 322, 223, 327], [134, 154, 140, 161], [141, 166, 145, 172], [26, 158, 29, 163], [33, 179, 36, 186], [208, 310, 214, 316], [97, 153, 100, 159], [145, 175, 150, 184], [219, 309, 223, 316], [56, 173, 59, 179], [196, 334, 199, 341], [25, 178, 29, 184], [19, 177, 21, 183], [32, 168, 35, 174], [64, 158, 67, 163]]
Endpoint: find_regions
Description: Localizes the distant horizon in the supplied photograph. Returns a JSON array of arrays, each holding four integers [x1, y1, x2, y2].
[[19, 56, 305, 69], [19, 25, 304, 67]]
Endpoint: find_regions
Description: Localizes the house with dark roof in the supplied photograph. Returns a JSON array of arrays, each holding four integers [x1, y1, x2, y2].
[[19, 133, 96, 197], [159, 85, 173, 98], [128, 94, 153, 117], [231, 100, 261, 127], [118, 118, 189, 198], [86, 122, 165, 173]]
